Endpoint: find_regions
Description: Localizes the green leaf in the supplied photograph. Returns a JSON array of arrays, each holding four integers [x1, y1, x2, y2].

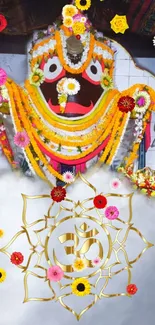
[[77, 146, 82, 153], [57, 143, 61, 152], [44, 137, 50, 144]]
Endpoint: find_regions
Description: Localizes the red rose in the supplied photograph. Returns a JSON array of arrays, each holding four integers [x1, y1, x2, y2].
[[0, 15, 7, 32], [118, 96, 135, 113], [93, 195, 107, 209], [126, 284, 138, 295], [51, 186, 66, 202], [11, 252, 24, 265]]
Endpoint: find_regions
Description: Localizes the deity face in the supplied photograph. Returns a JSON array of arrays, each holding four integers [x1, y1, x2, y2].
[[39, 55, 105, 117]]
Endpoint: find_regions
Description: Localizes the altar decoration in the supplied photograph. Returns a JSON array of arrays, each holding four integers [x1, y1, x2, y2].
[[0, 174, 154, 320], [0, 1, 155, 196]]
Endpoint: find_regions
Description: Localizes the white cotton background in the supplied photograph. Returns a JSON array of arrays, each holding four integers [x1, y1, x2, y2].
[[0, 166, 155, 325]]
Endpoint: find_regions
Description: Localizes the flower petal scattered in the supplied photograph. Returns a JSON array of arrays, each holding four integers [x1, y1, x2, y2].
[[0, 268, 6, 283], [47, 265, 64, 282], [0, 15, 7, 32], [105, 206, 119, 220], [51, 186, 66, 202], [71, 278, 91, 296], [110, 178, 121, 190], [75, 0, 91, 11], [0, 229, 4, 238], [10, 252, 24, 265], [62, 5, 78, 18], [63, 171, 75, 183], [73, 258, 86, 272], [126, 284, 138, 295], [92, 257, 101, 267], [110, 15, 129, 34], [93, 195, 107, 209]]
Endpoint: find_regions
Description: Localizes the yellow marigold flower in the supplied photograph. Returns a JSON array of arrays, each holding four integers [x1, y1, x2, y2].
[[72, 22, 86, 35], [73, 258, 86, 271], [63, 16, 73, 28], [0, 268, 6, 283], [75, 0, 91, 11], [110, 15, 129, 34], [62, 5, 78, 18], [0, 229, 4, 238], [71, 278, 91, 296]]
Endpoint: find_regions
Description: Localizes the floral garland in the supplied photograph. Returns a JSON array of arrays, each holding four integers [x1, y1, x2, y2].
[[55, 30, 95, 74], [23, 87, 118, 145], [25, 80, 118, 131], [118, 166, 155, 197], [7, 81, 47, 181]]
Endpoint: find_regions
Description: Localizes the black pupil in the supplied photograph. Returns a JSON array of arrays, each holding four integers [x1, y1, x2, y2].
[[90, 65, 97, 75], [0, 273, 2, 278], [81, 0, 87, 5], [77, 283, 85, 292], [49, 64, 57, 73]]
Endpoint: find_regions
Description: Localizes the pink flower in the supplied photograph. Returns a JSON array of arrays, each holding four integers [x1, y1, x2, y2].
[[110, 178, 121, 190], [137, 97, 145, 107], [63, 171, 74, 183], [0, 68, 7, 86], [14, 131, 30, 148], [47, 266, 64, 282], [105, 206, 119, 220], [0, 125, 5, 132], [92, 257, 101, 267]]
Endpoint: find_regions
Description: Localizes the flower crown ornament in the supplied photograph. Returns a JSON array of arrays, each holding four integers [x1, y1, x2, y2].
[[62, 1, 92, 38]]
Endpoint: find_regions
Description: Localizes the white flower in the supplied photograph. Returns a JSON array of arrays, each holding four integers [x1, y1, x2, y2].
[[63, 78, 80, 95], [63, 171, 75, 183], [81, 17, 87, 23], [153, 36, 155, 46]]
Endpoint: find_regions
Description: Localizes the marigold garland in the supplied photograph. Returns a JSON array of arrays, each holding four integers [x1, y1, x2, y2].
[[55, 30, 95, 74]]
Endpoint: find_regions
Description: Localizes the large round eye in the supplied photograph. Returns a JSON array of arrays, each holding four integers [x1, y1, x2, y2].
[[42, 56, 65, 83], [82, 59, 104, 85]]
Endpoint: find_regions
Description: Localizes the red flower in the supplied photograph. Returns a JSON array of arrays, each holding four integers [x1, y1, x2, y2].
[[76, 34, 81, 40], [126, 284, 138, 295], [118, 96, 135, 113], [10, 252, 24, 265], [51, 186, 66, 202], [93, 195, 107, 209], [0, 15, 7, 32]]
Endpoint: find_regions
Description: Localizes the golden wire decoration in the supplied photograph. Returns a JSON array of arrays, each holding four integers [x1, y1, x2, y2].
[[0, 173, 154, 320]]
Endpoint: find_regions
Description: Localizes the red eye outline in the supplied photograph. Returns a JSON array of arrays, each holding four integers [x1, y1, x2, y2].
[[40, 56, 66, 83], [82, 59, 105, 85]]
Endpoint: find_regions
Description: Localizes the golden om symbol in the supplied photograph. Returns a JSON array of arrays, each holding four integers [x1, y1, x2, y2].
[[53, 223, 103, 272]]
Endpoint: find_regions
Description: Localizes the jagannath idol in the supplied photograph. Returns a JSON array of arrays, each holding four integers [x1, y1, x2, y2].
[[0, 0, 155, 191]]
